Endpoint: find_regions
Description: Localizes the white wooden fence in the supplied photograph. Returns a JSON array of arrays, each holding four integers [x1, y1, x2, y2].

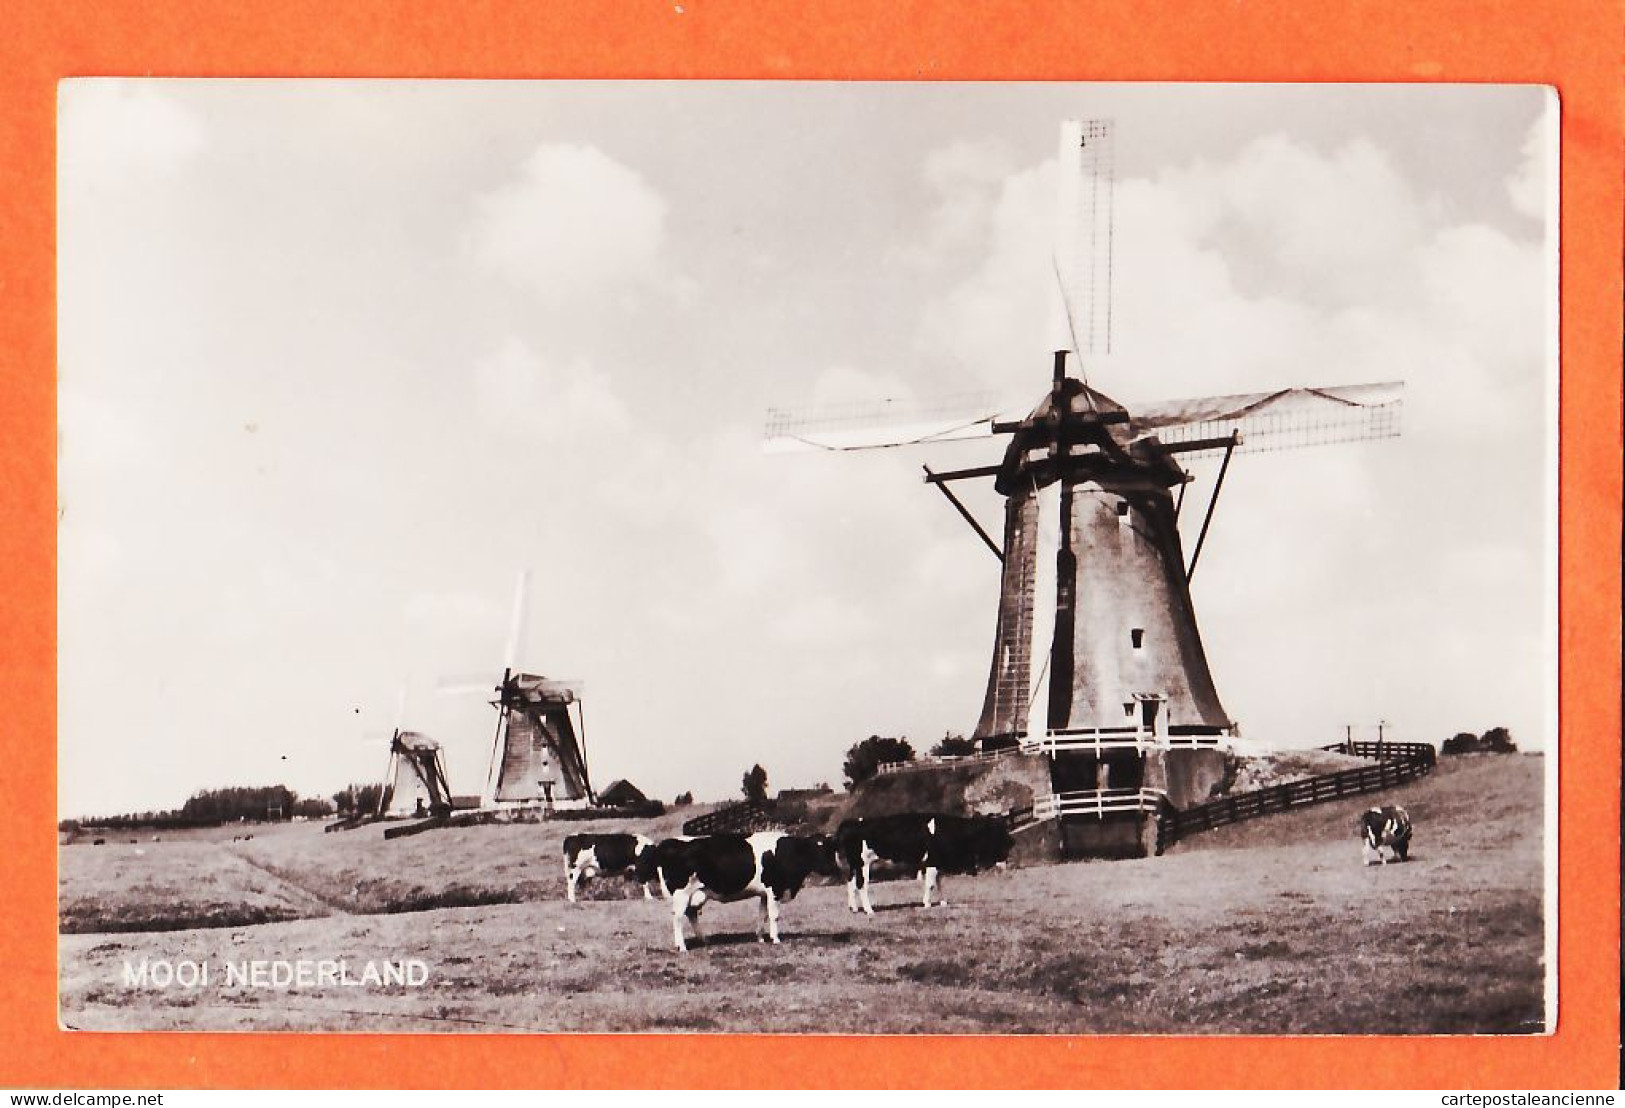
[[1021, 728, 1226, 756], [1031, 788, 1170, 821], [874, 746, 1021, 776]]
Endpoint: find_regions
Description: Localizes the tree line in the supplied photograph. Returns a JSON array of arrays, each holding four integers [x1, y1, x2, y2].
[[1441, 726, 1518, 755], [725, 733, 976, 807]]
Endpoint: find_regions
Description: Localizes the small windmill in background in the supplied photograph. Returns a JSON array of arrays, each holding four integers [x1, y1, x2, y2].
[[440, 570, 594, 812], [353, 681, 455, 823]]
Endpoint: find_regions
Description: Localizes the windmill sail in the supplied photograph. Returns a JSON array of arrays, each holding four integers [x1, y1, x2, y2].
[[765, 381, 1402, 459], [1131, 381, 1403, 458], [1053, 118, 1114, 362], [763, 392, 1012, 454]]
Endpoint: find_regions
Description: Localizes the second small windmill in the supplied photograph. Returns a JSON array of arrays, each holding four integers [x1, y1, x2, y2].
[[444, 571, 595, 812]]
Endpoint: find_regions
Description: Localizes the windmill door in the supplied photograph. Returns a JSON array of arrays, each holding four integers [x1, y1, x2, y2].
[[1137, 695, 1166, 740]]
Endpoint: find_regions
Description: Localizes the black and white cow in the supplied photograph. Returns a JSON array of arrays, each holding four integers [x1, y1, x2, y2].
[[1359, 805, 1413, 865], [562, 832, 658, 903], [835, 812, 1013, 914], [651, 831, 840, 952]]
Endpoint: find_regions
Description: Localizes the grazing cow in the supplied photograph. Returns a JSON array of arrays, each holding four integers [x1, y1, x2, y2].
[[652, 831, 840, 952], [836, 813, 1013, 914], [1359, 805, 1413, 865], [562, 833, 658, 903]]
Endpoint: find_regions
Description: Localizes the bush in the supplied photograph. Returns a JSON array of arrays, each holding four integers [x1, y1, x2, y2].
[[741, 764, 769, 804], [929, 733, 977, 758], [1441, 732, 1479, 755], [1441, 728, 1518, 756], [843, 736, 915, 790], [180, 785, 298, 823], [332, 783, 385, 817]]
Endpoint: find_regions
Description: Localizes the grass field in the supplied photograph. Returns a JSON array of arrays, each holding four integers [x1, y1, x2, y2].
[[58, 755, 1545, 1034]]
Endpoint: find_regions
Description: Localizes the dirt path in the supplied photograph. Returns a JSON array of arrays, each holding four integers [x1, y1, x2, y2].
[[225, 849, 355, 916]]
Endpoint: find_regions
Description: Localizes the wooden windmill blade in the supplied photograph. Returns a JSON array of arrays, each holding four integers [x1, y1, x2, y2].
[[1130, 381, 1405, 459], [1053, 118, 1115, 362], [762, 391, 1020, 454], [366, 680, 411, 818]]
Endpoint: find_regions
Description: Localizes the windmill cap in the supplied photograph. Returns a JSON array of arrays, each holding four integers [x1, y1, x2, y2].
[[393, 731, 441, 752], [994, 378, 1187, 494], [507, 673, 581, 705]]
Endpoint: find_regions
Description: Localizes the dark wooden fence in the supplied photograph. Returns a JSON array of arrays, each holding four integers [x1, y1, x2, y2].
[[1321, 739, 1437, 766], [1003, 804, 1036, 831], [1156, 740, 1435, 850], [681, 800, 783, 836]]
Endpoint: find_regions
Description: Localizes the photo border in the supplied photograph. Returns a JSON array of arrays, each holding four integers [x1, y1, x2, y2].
[[5, 0, 1620, 1088]]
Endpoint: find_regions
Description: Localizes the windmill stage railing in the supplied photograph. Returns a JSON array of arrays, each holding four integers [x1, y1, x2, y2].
[[1033, 788, 1169, 821], [1022, 727, 1226, 756], [874, 728, 1228, 775], [874, 746, 1022, 776]]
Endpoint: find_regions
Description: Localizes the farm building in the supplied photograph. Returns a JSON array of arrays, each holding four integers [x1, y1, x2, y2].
[[595, 780, 648, 808]]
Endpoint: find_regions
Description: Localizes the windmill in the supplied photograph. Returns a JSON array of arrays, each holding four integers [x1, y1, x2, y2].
[[442, 570, 595, 811], [367, 683, 454, 821], [764, 119, 1403, 856]]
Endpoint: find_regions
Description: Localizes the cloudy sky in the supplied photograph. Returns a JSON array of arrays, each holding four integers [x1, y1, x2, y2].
[[58, 82, 1555, 817]]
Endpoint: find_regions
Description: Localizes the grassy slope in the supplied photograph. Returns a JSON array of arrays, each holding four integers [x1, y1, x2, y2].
[[59, 755, 1544, 1034], [58, 808, 718, 931]]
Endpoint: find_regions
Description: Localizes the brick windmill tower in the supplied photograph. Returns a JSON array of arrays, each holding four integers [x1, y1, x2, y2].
[[766, 120, 1403, 857]]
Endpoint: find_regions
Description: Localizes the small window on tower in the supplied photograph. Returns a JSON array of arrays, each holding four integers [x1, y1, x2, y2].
[[1123, 702, 1135, 718], [1131, 628, 1145, 649], [1116, 501, 1131, 517]]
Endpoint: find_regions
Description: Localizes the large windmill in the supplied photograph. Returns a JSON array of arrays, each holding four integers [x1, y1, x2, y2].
[[765, 120, 1403, 855], [442, 571, 595, 811]]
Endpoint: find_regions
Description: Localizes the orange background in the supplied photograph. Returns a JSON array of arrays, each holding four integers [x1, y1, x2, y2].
[[2, 0, 1619, 1089]]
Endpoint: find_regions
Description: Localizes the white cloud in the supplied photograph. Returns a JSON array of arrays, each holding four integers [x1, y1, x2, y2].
[[1184, 136, 1425, 306], [915, 159, 1057, 376], [916, 138, 1019, 256], [59, 82, 206, 186], [1417, 224, 1545, 377], [1506, 110, 1551, 220], [468, 143, 668, 305], [471, 336, 630, 438]]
